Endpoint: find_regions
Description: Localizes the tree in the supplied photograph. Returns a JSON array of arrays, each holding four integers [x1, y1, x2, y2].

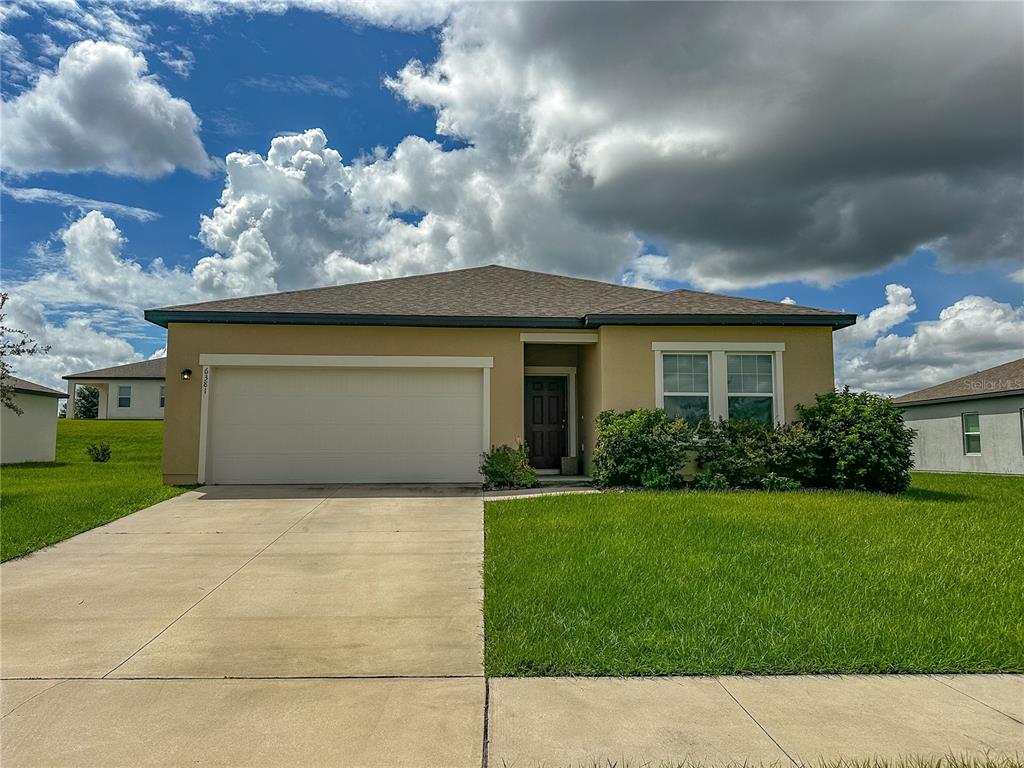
[[1, 293, 50, 415], [73, 386, 100, 419]]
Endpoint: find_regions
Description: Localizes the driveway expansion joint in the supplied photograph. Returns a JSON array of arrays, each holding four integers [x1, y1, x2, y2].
[[100, 490, 340, 679], [930, 674, 1024, 725]]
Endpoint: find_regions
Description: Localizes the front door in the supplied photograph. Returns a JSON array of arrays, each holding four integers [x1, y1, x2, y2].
[[524, 376, 567, 469]]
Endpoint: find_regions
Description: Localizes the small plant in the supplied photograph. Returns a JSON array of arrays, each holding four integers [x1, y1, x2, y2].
[[761, 472, 801, 492], [480, 443, 538, 489], [692, 471, 729, 491], [86, 443, 112, 462], [592, 408, 695, 489]]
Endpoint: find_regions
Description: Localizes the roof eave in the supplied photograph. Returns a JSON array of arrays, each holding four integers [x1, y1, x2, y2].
[[583, 313, 857, 330], [62, 375, 165, 381], [896, 389, 1024, 407], [144, 309, 586, 329], [13, 387, 67, 398]]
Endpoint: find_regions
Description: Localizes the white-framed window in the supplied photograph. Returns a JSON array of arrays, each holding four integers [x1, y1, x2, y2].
[[159, 385, 166, 408], [961, 412, 981, 455], [726, 353, 775, 425], [117, 385, 132, 408], [653, 342, 784, 425], [661, 353, 710, 426]]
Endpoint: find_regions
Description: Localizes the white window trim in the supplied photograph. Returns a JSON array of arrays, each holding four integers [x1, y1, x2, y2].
[[117, 384, 132, 409], [962, 412, 982, 456], [524, 366, 578, 458], [196, 354, 494, 485], [653, 342, 786, 424]]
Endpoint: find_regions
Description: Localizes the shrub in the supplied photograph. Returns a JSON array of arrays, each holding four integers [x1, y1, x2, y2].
[[796, 387, 915, 493], [592, 408, 694, 489], [761, 472, 801, 492], [764, 422, 820, 487], [692, 471, 730, 491], [480, 443, 538, 489], [693, 418, 773, 489], [86, 443, 112, 462]]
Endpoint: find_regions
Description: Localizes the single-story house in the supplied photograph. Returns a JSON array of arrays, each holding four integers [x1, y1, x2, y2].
[[894, 357, 1024, 476], [63, 358, 166, 420], [144, 265, 856, 486], [1, 376, 67, 464]]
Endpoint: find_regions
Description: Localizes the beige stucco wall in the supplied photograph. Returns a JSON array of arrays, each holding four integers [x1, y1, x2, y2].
[[1, 392, 60, 464], [161, 322, 837, 483], [596, 325, 835, 423]]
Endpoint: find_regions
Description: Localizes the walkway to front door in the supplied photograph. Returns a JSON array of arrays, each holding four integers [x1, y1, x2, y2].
[[524, 375, 567, 469]]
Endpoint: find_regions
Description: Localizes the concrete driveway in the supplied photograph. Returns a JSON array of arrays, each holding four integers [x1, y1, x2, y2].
[[1, 485, 485, 767]]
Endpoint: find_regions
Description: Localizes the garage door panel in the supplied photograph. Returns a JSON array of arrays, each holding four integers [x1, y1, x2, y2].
[[207, 367, 484, 484]]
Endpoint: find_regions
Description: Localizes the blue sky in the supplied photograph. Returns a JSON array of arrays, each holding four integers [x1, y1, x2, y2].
[[2, 2, 1022, 393]]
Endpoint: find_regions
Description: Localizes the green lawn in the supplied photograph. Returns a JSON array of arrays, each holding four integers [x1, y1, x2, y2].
[[1, 420, 189, 561], [484, 473, 1024, 677]]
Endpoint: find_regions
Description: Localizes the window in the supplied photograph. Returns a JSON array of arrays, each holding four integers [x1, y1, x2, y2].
[[661, 353, 710, 426], [1021, 409, 1024, 456], [159, 385, 166, 408], [117, 385, 131, 408], [727, 353, 775, 425], [962, 412, 981, 455]]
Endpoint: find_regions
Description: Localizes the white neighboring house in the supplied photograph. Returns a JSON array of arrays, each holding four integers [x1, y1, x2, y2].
[[894, 357, 1024, 476], [64, 358, 166, 420], [1, 377, 68, 464]]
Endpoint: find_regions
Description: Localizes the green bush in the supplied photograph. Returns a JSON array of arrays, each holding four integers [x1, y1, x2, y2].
[[592, 408, 695, 489], [480, 443, 538, 489], [761, 472, 801, 492], [796, 387, 915, 493], [693, 419, 770, 489], [86, 443, 111, 462]]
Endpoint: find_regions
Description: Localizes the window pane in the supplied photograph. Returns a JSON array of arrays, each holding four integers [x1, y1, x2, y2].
[[962, 413, 980, 433], [118, 385, 131, 396], [728, 396, 774, 425], [664, 395, 709, 426], [663, 355, 707, 394], [964, 433, 982, 454], [726, 354, 773, 394]]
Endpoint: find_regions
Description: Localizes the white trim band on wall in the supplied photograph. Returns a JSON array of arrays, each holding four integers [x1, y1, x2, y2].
[[198, 354, 494, 368], [520, 333, 599, 344]]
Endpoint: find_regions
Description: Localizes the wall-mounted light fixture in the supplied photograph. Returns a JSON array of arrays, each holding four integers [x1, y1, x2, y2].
[[181, 368, 193, 381]]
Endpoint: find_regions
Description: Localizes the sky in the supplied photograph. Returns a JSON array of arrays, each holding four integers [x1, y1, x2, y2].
[[2, 0, 1022, 395]]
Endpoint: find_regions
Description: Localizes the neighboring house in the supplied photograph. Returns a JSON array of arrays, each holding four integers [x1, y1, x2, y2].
[[63, 358, 167, 420], [1, 377, 67, 464], [894, 357, 1024, 476], [144, 265, 855, 485]]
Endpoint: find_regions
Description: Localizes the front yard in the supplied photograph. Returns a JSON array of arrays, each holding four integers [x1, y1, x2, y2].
[[484, 472, 1024, 676], [1, 420, 189, 561]]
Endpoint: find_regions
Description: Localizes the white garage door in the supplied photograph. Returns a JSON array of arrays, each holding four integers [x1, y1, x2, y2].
[[205, 366, 485, 484]]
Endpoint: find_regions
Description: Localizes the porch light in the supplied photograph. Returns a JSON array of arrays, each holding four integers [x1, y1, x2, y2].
[[181, 368, 192, 381]]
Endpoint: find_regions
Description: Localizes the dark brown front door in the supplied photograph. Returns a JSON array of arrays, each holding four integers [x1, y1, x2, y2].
[[525, 376, 567, 469]]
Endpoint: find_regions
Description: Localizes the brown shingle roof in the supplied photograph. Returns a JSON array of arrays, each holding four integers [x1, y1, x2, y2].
[[8, 376, 68, 398], [63, 357, 166, 381], [146, 265, 855, 329], [894, 357, 1024, 406]]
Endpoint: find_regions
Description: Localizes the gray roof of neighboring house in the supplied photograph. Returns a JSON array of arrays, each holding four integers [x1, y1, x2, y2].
[[146, 265, 855, 330], [8, 376, 68, 398], [63, 357, 166, 381], [894, 357, 1024, 406]]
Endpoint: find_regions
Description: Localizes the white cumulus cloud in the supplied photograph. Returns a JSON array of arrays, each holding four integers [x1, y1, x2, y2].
[[836, 288, 1024, 396], [1, 40, 213, 177]]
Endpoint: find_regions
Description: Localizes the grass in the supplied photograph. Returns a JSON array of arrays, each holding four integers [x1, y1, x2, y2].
[[484, 473, 1024, 677], [1, 420, 190, 561]]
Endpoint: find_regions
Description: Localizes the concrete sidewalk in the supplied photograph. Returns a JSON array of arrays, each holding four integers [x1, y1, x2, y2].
[[489, 674, 1023, 766]]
